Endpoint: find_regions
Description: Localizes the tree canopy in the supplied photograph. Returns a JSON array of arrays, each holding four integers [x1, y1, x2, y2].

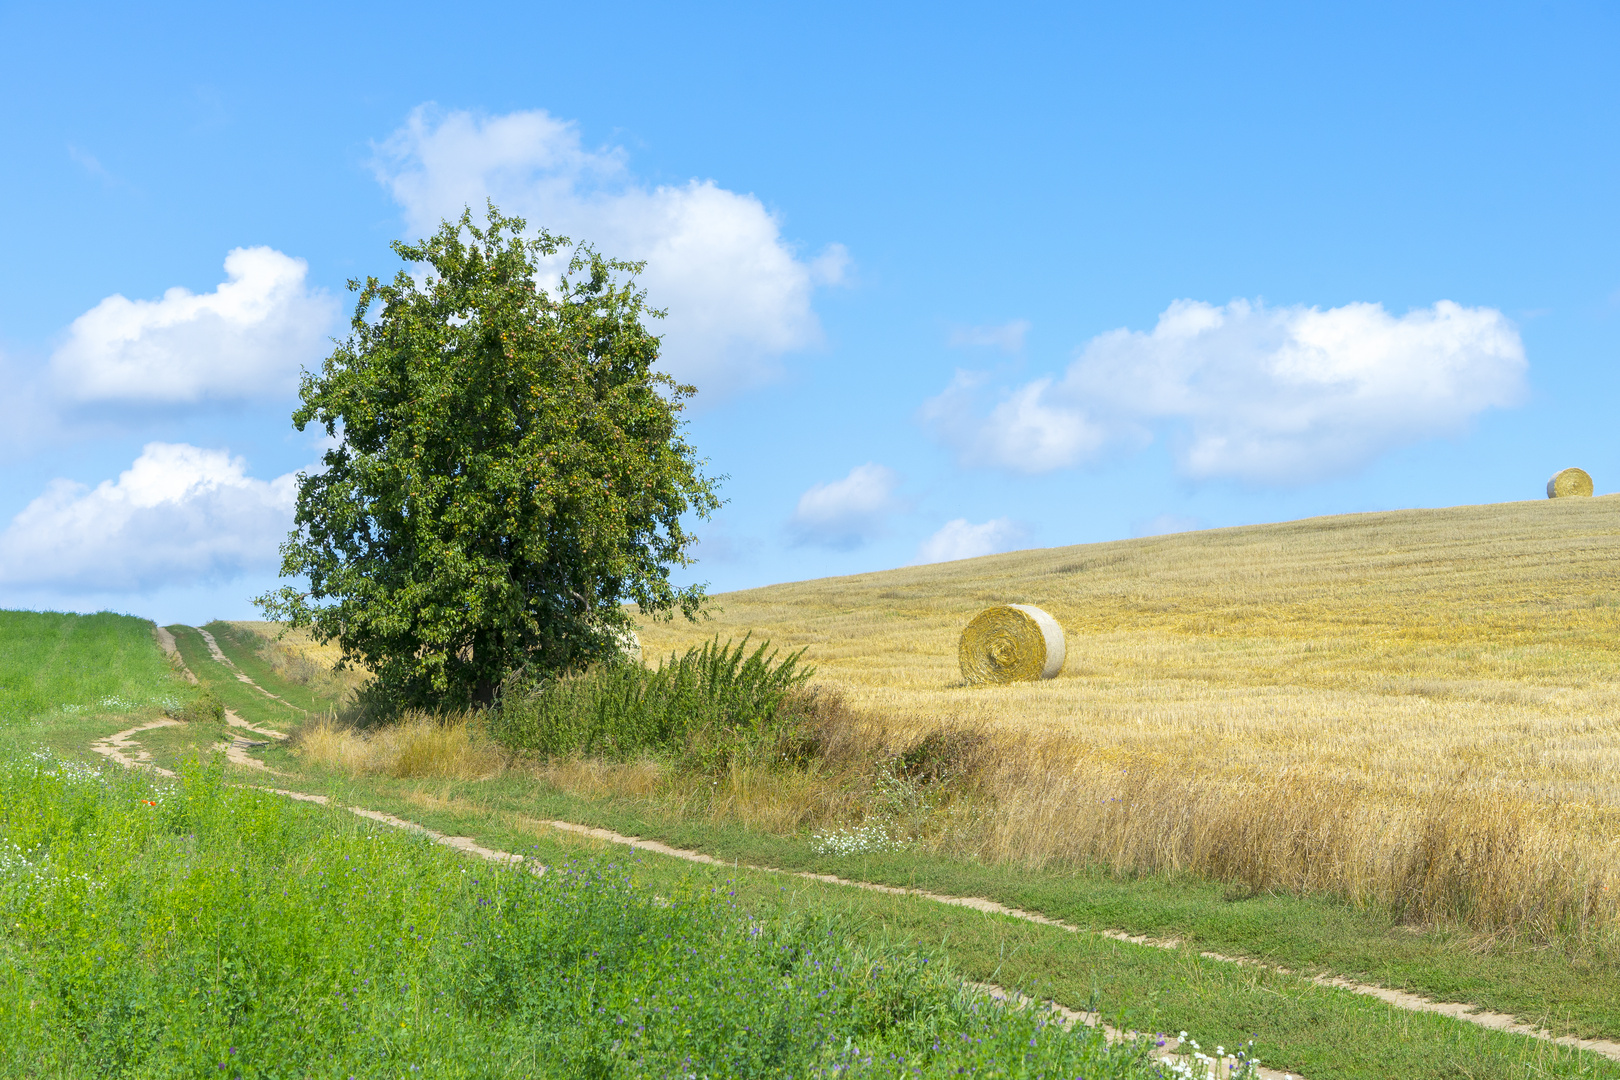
[[257, 206, 720, 709]]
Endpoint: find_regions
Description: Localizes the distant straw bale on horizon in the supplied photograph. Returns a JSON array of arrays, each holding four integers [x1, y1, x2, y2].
[[958, 604, 1065, 685], [1547, 467, 1594, 499]]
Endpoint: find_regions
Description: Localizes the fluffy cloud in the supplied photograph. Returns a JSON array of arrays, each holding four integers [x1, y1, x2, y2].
[[49, 248, 338, 405], [947, 319, 1030, 352], [922, 372, 1112, 475], [0, 443, 296, 592], [925, 299, 1526, 484], [373, 107, 846, 396], [916, 517, 1027, 564], [788, 464, 902, 550]]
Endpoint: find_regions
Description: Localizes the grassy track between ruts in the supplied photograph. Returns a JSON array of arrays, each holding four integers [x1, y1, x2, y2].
[[159, 627, 1620, 1079], [202, 619, 337, 716], [291, 774, 1620, 1039], [260, 778, 1620, 1080], [166, 623, 310, 736]]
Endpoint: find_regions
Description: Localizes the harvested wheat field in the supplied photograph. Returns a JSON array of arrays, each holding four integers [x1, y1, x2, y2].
[[637, 496, 1620, 943]]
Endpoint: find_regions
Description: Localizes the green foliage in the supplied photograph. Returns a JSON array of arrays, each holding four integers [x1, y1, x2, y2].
[[0, 611, 182, 725], [0, 746, 1163, 1078], [493, 637, 813, 766], [168, 686, 226, 727], [257, 204, 721, 711]]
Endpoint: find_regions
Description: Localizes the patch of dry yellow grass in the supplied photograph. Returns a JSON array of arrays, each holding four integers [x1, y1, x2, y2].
[[296, 712, 506, 781], [532, 755, 850, 835], [633, 496, 1620, 941]]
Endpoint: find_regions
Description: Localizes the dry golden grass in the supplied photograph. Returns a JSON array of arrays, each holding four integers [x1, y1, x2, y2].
[[629, 496, 1620, 942], [295, 712, 507, 781], [535, 754, 855, 835]]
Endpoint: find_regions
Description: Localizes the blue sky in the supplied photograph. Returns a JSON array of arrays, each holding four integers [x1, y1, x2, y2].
[[1, 1, 1616, 625]]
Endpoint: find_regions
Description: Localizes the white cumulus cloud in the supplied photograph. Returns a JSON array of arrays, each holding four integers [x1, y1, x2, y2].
[[49, 247, 338, 405], [924, 298, 1527, 484], [922, 372, 1112, 475], [373, 106, 846, 397], [916, 517, 1027, 564], [788, 463, 902, 550], [0, 443, 296, 592]]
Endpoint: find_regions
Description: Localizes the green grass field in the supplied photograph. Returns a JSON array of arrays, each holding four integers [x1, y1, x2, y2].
[[1, 746, 1172, 1078], [0, 611, 180, 725], [0, 612, 1201, 1079]]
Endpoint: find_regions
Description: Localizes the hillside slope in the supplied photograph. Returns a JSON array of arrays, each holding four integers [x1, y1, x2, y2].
[[639, 497, 1620, 930], [643, 495, 1620, 699]]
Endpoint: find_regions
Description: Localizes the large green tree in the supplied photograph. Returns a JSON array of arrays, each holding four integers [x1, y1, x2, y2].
[[257, 206, 720, 708]]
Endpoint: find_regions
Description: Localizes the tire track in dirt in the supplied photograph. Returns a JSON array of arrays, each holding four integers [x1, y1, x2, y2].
[[153, 626, 197, 684], [90, 718, 182, 776], [217, 708, 290, 772]]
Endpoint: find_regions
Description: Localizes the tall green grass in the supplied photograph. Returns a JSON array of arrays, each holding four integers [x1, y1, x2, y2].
[[0, 746, 1180, 1078], [0, 611, 181, 725], [494, 637, 814, 767]]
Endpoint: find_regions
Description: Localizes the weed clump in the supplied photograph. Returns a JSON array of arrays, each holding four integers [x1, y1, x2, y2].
[[493, 636, 812, 769], [167, 687, 226, 727], [295, 710, 505, 780]]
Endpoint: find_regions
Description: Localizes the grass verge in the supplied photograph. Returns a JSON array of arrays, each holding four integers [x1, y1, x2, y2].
[[0, 747, 1172, 1079]]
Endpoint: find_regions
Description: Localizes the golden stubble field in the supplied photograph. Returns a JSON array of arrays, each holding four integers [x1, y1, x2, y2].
[[635, 496, 1620, 942]]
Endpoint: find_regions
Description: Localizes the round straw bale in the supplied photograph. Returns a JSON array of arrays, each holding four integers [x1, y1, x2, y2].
[[958, 604, 1065, 685], [1546, 467, 1594, 499]]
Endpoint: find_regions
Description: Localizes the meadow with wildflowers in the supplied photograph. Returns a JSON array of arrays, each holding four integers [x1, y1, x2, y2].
[[0, 745, 1183, 1078]]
